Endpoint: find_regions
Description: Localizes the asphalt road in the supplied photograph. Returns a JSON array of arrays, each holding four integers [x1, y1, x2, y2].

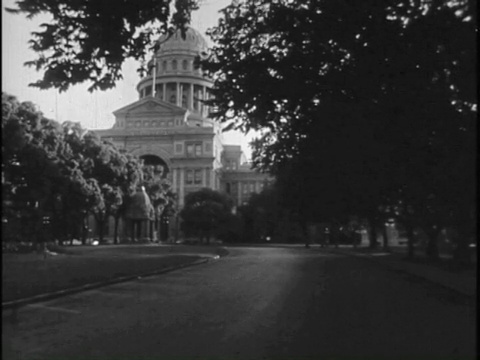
[[2, 246, 476, 359]]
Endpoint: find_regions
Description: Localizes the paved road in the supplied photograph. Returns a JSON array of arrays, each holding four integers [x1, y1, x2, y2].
[[2, 246, 476, 359]]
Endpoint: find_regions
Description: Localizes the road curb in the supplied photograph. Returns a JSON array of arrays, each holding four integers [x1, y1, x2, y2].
[[2, 256, 219, 310], [328, 249, 476, 298]]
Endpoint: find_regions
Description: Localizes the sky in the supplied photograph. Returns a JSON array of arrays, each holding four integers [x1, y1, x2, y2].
[[2, 0, 254, 158]]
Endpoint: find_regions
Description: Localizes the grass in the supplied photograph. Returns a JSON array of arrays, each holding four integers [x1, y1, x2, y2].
[[2, 244, 227, 303]]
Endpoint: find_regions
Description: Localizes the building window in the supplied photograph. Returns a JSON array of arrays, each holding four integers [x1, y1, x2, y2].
[[169, 95, 176, 104], [145, 85, 152, 96], [194, 170, 202, 185], [186, 170, 193, 185], [205, 143, 212, 153], [186, 142, 202, 157], [242, 183, 248, 194], [172, 59, 177, 70], [162, 60, 167, 71], [175, 143, 183, 154], [182, 59, 188, 70], [185, 169, 202, 185], [226, 183, 231, 194]]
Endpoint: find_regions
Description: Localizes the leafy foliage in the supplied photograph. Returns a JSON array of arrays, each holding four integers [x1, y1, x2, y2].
[[201, 0, 476, 254], [180, 188, 234, 243], [7, 0, 199, 91], [2, 92, 171, 244]]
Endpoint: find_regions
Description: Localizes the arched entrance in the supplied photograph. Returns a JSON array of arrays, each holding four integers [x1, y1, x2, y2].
[[140, 154, 169, 179]]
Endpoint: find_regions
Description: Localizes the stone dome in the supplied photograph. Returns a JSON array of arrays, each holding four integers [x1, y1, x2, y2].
[[156, 27, 209, 55]]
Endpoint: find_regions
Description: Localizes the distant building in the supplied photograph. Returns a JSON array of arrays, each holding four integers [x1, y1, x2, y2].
[[93, 27, 272, 242]]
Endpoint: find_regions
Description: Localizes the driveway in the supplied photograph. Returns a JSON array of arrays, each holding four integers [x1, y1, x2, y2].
[[2, 246, 476, 359]]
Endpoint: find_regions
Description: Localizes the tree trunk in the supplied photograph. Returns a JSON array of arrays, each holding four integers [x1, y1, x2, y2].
[[382, 224, 389, 250], [149, 220, 154, 242], [81, 214, 88, 245], [113, 216, 119, 245], [405, 221, 415, 259], [130, 220, 135, 243], [453, 228, 471, 267], [97, 219, 104, 242], [425, 226, 441, 261], [368, 218, 377, 249], [300, 219, 310, 248]]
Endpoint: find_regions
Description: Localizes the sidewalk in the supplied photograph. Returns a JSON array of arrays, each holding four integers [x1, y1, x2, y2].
[[326, 245, 477, 298]]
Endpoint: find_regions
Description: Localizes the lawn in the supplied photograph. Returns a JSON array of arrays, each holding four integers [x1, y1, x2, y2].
[[2, 244, 227, 303]]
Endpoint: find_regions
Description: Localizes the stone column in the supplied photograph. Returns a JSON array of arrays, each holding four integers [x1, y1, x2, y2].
[[176, 82, 181, 107], [179, 169, 185, 207], [237, 182, 242, 205], [172, 168, 178, 192], [205, 168, 211, 188], [202, 86, 207, 117], [210, 169, 215, 190], [202, 168, 207, 187], [204, 87, 209, 117], [189, 83, 194, 110], [162, 83, 166, 101]]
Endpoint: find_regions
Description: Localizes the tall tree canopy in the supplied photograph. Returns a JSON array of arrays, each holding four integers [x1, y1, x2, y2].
[[201, 0, 476, 251], [6, 0, 199, 91], [180, 188, 234, 243], [1, 93, 162, 244]]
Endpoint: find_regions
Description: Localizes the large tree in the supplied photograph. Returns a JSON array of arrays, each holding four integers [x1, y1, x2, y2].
[[2, 93, 150, 245], [2, 93, 67, 243], [180, 188, 234, 244], [6, 0, 199, 91], [201, 0, 476, 256]]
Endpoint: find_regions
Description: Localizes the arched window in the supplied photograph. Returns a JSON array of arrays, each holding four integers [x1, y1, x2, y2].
[[172, 59, 177, 70], [182, 59, 188, 70], [162, 60, 167, 71]]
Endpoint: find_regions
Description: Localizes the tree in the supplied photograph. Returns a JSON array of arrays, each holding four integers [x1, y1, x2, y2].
[[201, 0, 476, 257], [142, 164, 176, 242], [2, 93, 68, 244], [180, 188, 234, 244], [6, 0, 199, 91], [238, 184, 285, 243], [110, 151, 143, 244], [1, 93, 150, 245]]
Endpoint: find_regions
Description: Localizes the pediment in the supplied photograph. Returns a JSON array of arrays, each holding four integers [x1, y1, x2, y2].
[[113, 97, 187, 117]]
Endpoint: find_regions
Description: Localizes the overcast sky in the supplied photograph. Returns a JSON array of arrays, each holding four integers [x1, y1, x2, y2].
[[2, 0, 254, 158]]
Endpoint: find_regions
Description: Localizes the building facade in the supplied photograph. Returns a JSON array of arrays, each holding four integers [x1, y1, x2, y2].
[[93, 27, 272, 242]]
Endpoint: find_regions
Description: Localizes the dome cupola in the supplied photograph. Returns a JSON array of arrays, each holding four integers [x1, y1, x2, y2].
[[156, 27, 209, 56], [136, 27, 213, 122]]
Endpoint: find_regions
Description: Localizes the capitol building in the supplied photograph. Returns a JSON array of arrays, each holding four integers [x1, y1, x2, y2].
[[94, 27, 272, 241]]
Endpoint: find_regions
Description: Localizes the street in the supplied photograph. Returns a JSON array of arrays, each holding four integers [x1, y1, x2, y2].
[[2, 246, 476, 359]]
